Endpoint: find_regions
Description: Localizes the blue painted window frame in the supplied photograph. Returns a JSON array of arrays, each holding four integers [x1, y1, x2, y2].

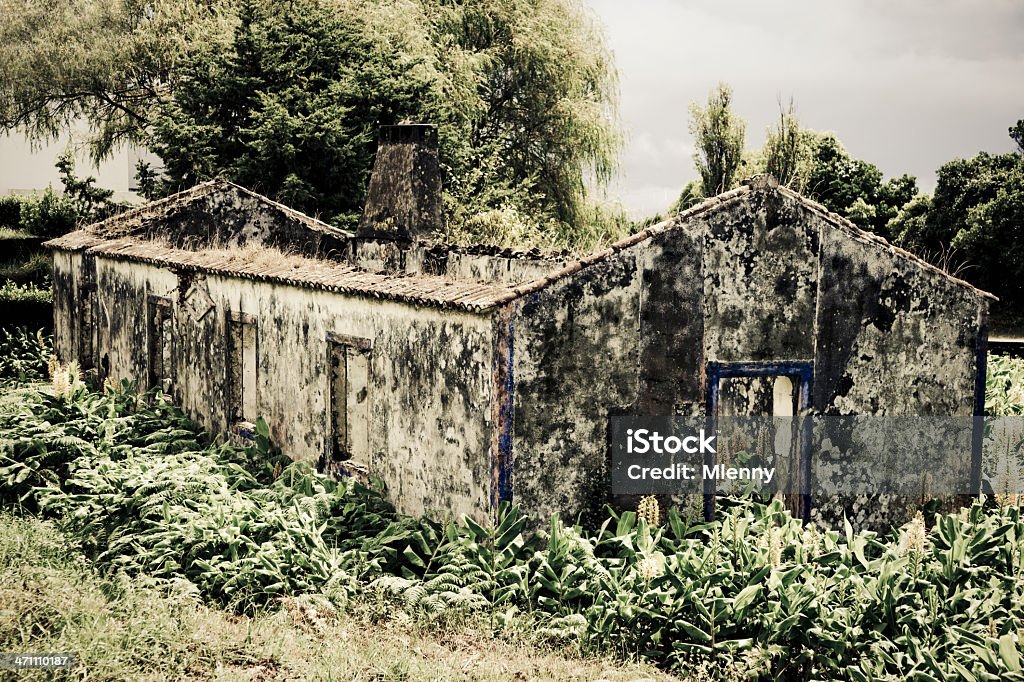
[[704, 360, 814, 521]]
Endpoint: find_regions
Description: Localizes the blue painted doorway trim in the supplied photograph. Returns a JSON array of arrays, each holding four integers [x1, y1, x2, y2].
[[704, 360, 814, 522]]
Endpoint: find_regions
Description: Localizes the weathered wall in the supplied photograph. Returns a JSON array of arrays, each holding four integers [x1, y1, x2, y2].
[[636, 226, 705, 415], [510, 251, 642, 524], [814, 224, 984, 416], [349, 239, 568, 286], [808, 211, 987, 530], [701, 190, 819, 363], [51, 250, 80, 363], [95, 260, 174, 388], [84, 257, 497, 522]]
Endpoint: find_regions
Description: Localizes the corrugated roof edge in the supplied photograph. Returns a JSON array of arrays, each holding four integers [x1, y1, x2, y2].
[[491, 179, 997, 306], [54, 238, 512, 313]]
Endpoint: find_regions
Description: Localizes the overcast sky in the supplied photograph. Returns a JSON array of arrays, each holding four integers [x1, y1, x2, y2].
[[2, 0, 1021, 217], [586, 0, 1024, 217]]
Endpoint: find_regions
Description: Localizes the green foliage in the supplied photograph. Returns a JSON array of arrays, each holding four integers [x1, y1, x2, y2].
[[55, 152, 121, 223], [6, 0, 622, 247], [946, 158, 1024, 306], [426, 0, 622, 234], [0, 281, 52, 304], [0, 252, 51, 287], [6, 378, 1024, 678], [887, 194, 932, 249], [150, 0, 433, 230], [17, 187, 79, 238], [680, 94, 917, 239], [896, 147, 1024, 307], [1011, 119, 1024, 155], [133, 160, 161, 202], [802, 133, 917, 238], [763, 100, 810, 191], [0, 159, 105, 236], [0, 0, 233, 161], [0, 194, 21, 228], [0, 327, 51, 382], [987, 355, 1024, 416], [689, 83, 746, 197]]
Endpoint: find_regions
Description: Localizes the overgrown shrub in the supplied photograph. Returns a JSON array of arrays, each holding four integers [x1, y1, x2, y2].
[[0, 327, 51, 381], [0, 195, 22, 228], [18, 187, 78, 238], [4, 378, 1024, 679]]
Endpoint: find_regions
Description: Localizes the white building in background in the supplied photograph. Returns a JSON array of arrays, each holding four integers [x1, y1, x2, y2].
[[0, 131, 145, 202]]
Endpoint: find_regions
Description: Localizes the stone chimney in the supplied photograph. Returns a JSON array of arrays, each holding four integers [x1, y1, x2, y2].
[[357, 124, 443, 241]]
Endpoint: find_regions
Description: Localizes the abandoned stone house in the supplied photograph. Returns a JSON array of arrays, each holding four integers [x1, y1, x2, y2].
[[46, 124, 995, 525]]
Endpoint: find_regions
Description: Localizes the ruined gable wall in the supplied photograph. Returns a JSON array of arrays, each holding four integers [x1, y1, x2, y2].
[[89, 257, 496, 521], [701, 189, 820, 364], [131, 188, 349, 258], [809, 223, 986, 529], [814, 224, 985, 417]]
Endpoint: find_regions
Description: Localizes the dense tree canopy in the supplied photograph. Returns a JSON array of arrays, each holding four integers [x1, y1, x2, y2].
[[676, 95, 917, 238], [892, 140, 1024, 307], [0, 0, 233, 160], [0, 0, 623, 246], [150, 0, 436, 228], [802, 133, 917, 239]]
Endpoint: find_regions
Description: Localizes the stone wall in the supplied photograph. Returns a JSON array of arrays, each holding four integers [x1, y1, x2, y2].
[[56, 256, 498, 522], [510, 252, 642, 525], [49, 181, 991, 529]]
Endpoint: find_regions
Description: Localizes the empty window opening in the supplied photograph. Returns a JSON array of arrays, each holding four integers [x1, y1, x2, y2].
[[147, 296, 174, 393], [228, 312, 258, 423], [79, 284, 96, 370], [327, 333, 371, 462], [772, 376, 795, 417]]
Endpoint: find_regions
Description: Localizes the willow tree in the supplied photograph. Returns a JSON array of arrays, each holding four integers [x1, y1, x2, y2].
[[0, 0, 622, 247], [689, 83, 746, 197], [426, 0, 621, 234], [0, 0, 233, 160]]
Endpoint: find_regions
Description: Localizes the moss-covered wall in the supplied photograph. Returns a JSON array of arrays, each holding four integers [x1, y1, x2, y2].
[[75, 258, 497, 522]]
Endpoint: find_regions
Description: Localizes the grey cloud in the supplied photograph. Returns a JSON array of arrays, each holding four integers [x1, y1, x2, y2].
[[587, 0, 1024, 218]]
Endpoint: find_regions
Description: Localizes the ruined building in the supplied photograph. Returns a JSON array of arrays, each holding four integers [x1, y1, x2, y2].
[[46, 124, 994, 525]]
